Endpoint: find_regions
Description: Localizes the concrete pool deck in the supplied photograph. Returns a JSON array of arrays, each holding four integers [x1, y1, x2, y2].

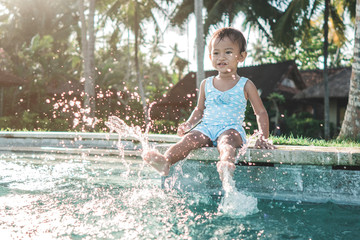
[[1, 131, 360, 205], [0, 131, 359, 165]]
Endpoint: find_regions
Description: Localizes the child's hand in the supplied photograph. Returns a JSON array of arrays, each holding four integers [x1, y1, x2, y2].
[[177, 122, 192, 137], [255, 134, 276, 149]]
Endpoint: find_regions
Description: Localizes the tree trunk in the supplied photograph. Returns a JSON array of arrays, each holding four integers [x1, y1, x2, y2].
[[324, 0, 330, 140], [0, 87, 3, 117], [79, 0, 96, 120], [271, 99, 279, 127], [87, 0, 96, 114], [134, 0, 148, 125], [338, 0, 360, 141], [194, 0, 205, 91]]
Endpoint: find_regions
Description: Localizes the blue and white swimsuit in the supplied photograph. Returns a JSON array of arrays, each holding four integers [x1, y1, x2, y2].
[[193, 76, 248, 146]]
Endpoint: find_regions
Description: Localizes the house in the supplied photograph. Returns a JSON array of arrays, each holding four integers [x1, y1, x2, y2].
[[150, 60, 306, 123], [295, 67, 351, 130], [298, 68, 346, 87]]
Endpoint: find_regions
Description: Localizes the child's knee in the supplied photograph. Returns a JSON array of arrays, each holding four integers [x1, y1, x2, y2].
[[218, 136, 230, 146], [182, 133, 198, 144], [217, 142, 236, 156], [218, 130, 243, 147], [183, 132, 208, 145], [218, 136, 237, 150]]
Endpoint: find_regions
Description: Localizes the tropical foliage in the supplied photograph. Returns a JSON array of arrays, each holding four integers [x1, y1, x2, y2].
[[0, 0, 174, 131], [0, 0, 357, 140]]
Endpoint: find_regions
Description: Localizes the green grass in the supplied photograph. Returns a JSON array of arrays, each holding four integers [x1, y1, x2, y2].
[[270, 135, 360, 148]]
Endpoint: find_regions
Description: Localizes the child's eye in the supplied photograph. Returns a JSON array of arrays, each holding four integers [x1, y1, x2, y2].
[[213, 52, 219, 55], [226, 51, 232, 54]]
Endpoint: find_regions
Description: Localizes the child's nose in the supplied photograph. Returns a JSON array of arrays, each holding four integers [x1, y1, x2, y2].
[[219, 52, 226, 59]]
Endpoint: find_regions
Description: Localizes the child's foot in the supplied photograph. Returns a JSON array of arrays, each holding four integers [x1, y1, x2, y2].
[[216, 161, 236, 181], [142, 149, 170, 176]]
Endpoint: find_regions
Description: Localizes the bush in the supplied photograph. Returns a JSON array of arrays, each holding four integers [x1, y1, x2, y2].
[[151, 120, 177, 134], [243, 102, 258, 135], [281, 112, 324, 139], [0, 112, 70, 131]]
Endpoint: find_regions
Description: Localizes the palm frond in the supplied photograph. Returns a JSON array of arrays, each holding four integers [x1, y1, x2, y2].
[[273, 0, 311, 46], [309, 0, 324, 17], [204, 0, 227, 35], [343, 0, 355, 20], [170, 0, 193, 27], [329, 2, 346, 46]]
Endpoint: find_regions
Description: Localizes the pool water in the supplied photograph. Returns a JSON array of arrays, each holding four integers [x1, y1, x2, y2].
[[1, 153, 360, 239]]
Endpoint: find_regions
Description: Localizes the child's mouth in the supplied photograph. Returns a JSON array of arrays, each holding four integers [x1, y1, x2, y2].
[[218, 62, 227, 66]]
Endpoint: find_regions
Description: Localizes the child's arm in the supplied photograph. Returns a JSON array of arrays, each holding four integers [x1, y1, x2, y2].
[[177, 80, 206, 136], [245, 80, 275, 149]]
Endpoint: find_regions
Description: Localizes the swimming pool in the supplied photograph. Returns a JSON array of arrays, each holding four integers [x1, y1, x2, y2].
[[1, 152, 360, 239]]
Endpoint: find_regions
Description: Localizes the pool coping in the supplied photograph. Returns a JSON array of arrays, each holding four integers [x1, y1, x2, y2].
[[1, 131, 360, 205], [0, 131, 359, 167], [0, 131, 179, 142]]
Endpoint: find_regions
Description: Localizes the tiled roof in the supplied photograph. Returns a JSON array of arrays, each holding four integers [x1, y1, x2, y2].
[[294, 67, 351, 99]]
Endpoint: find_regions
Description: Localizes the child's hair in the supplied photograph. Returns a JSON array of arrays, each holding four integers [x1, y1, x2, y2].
[[208, 27, 247, 54]]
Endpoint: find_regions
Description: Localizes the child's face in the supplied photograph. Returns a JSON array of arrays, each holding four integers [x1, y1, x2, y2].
[[209, 36, 246, 74]]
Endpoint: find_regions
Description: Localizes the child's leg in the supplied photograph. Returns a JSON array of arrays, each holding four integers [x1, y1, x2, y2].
[[143, 130, 211, 176], [216, 129, 243, 180]]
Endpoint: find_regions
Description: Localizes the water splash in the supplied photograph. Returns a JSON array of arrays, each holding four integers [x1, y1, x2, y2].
[[218, 167, 259, 217], [105, 116, 150, 152], [105, 105, 265, 218], [50, 95, 99, 130], [104, 116, 148, 178], [105, 102, 156, 153], [236, 131, 274, 159], [104, 102, 157, 178], [217, 131, 268, 217]]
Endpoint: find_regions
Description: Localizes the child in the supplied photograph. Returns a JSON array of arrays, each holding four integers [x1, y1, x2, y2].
[[143, 27, 274, 180]]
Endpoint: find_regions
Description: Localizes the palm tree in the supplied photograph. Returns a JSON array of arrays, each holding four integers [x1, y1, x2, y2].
[[270, 0, 354, 139], [338, 0, 360, 140], [78, 0, 96, 122], [170, 0, 282, 90], [250, 38, 266, 64], [102, 0, 171, 124], [171, 0, 282, 37], [169, 43, 189, 81], [194, 0, 204, 89]]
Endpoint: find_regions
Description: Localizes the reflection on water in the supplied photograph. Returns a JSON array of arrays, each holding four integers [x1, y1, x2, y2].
[[1, 154, 360, 239]]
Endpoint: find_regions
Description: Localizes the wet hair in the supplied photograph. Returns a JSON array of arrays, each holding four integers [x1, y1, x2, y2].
[[208, 27, 247, 54]]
